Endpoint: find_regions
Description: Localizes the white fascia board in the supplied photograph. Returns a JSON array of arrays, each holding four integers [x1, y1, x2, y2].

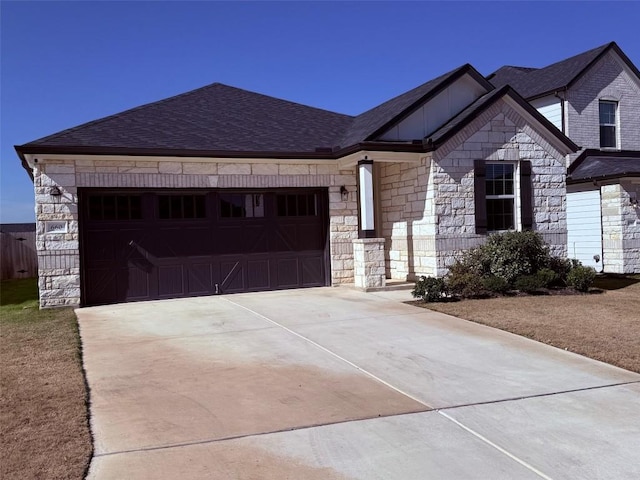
[[23, 154, 37, 169], [337, 150, 421, 169]]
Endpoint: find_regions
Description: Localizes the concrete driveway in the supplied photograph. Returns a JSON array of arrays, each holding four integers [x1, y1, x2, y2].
[[77, 287, 640, 479]]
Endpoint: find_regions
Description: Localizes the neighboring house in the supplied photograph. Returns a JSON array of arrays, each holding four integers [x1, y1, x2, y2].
[[16, 63, 578, 307], [489, 42, 640, 273]]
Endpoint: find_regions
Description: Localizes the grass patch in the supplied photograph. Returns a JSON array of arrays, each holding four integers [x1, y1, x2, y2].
[[412, 274, 640, 373], [0, 278, 92, 480]]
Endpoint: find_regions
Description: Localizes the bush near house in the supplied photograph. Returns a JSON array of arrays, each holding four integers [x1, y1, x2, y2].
[[412, 231, 597, 302]]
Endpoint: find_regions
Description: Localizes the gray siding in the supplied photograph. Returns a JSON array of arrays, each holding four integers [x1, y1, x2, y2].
[[566, 50, 640, 165]]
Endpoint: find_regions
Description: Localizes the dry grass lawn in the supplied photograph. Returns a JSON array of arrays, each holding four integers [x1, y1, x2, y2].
[[0, 279, 92, 480], [416, 275, 640, 373]]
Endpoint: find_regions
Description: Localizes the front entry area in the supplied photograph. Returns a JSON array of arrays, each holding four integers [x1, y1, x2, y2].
[[79, 188, 329, 306]]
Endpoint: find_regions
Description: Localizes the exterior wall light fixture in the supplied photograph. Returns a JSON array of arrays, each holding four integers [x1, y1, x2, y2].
[[49, 186, 62, 196], [340, 185, 349, 200]]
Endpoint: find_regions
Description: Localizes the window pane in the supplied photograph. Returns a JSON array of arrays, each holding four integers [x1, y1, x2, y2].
[[599, 102, 616, 124], [600, 125, 616, 148], [220, 194, 245, 218], [129, 196, 142, 219], [487, 199, 515, 231], [183, 196, 195, 218], [277, 195, 287, 216], [103, 196, 116, 220], [88, 196, 103, 220], [170, 196, 182, 219], [486, 164, 514, 196], [287, 195, 297, 216]]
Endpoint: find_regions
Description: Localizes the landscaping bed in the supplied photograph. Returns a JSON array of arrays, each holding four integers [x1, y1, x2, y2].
[[0, 278, 92, 480], [411, 274, 640, 373]]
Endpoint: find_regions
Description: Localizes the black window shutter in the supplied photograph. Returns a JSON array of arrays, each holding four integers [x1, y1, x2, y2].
[[520, 160, 533, 230], [474, 160, 487, 234]]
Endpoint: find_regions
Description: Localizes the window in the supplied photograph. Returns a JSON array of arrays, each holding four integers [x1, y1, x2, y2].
[[158, 195, 206, 219], [485, 163, 516, 231], [88, 195, 142, 221], [276, 193, 317, 216], [599, 100, 617, 148], [219, 194, 264, 218]]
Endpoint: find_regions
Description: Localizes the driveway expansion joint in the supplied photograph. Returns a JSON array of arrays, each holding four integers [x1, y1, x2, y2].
[[222, 296, 434, 409], [437, 379, 640, 411], [92, 408, 433, 459]]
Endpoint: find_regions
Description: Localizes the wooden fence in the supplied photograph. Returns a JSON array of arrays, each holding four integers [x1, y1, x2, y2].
[[1, 223, 38, 280]]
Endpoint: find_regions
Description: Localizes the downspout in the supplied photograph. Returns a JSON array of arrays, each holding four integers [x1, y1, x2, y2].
[[554, 88, 567, 135]]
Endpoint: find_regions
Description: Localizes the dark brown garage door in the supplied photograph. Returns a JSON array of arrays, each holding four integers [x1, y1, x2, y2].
[[79, 189, 329, 306]]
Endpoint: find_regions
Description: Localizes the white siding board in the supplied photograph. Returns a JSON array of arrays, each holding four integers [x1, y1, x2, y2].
[[566, 190, 603, 272], [379, 73, 487, 141], [530, 95, 562, 130]]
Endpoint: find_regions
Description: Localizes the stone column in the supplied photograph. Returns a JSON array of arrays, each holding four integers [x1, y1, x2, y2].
[[353, 238, 386, 290]]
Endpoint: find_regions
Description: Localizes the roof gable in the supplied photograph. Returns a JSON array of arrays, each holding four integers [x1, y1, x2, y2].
[[338, 64, 493, 148], [488, 42, 639, 100], [424, 85, 578, 154]]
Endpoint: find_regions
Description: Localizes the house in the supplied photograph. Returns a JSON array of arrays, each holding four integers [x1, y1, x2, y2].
[[17, 62, 579, 307], [489, 42, 640, 273]]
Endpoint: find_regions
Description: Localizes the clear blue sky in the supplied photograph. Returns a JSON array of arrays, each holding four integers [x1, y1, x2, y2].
[[2, 1, 639, 223]]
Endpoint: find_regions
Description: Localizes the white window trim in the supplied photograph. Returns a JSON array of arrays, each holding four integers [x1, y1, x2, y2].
[[485, 161, 520, 232], [599, 100, 619, 150]]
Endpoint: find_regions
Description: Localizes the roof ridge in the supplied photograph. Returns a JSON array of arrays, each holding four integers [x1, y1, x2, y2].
[[26, 82, 353, 146]]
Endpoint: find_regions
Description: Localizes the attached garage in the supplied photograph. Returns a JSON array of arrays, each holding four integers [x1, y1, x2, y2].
[[80, 188, 329, 306]]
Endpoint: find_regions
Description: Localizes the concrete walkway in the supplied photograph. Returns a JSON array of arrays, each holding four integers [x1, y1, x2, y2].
[[77, 288, 640, 479]]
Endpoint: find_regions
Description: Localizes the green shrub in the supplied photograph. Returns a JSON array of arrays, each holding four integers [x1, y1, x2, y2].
[[514, 274, 546, 293], [482, 275, 510, 294], [536, 268, 559, 288], [546, 256, 573, 284], [447, 271, 490, 299], [412, 276, 448, 302], [567, 265, 597, 292], [484, 231, 551, 284], [448, 247, 492, 277]]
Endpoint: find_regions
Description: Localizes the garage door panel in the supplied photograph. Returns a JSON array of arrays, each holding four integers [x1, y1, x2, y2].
[[85, 230, 117, 263], [122, 267, 151, 300], [276, 258, 299, 288], [301, 256, 325, 286], [247, 259, 270, 290], [158, 265, 185, 297], [81, 189, 329, 305], [84, 268, 119, 305], [220, 260, 245, 293], [187, 263, 213, 295]]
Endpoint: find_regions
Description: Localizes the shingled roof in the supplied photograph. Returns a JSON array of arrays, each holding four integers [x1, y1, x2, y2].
[[17, 64, 494, 159], [487, 42, 636, 100], [20, 83, 354, 155], [567, 150, 640, 183]]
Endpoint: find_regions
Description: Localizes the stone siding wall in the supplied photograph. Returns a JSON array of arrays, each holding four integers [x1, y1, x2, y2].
[[601, 182, 640, 273], [567, 50, 640, 165], [378, 157, 435, 280], [352, 238, 386, 289], [378, 99, 568, 279], [34, 158, 357, 307]]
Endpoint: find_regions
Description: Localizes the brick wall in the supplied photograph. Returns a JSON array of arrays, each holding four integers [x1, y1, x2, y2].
[[567, 50, 640, 164], [34, 159, 357, 307]]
